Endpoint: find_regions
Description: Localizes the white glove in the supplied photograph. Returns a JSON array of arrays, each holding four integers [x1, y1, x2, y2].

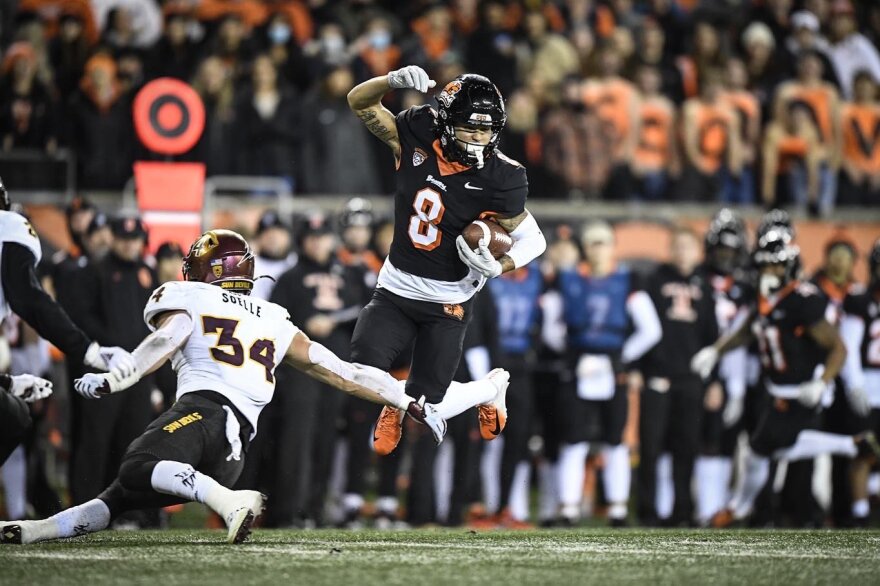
[[797, 379, 826, 408], [846, 386, 871, 418], [74, 370, 139, 399], [83, 342, 138, 379], [722, 396, 744, 428], [387, 65, 436, 93], [9, 374, 53, 403], [690, 346, 719, 380], [455, 235, 503, 279]]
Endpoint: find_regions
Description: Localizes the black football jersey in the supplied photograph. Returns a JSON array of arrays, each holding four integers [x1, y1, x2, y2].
[[844, 290, 880, 372], [698, 265, 754, 333], [389, 105, 528, 283], [753, 281, 828, 385]]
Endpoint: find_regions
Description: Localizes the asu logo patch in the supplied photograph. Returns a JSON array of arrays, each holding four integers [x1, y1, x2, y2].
[[412, 147, 427, 167], [437, 80, 462, 107], [192, 231, 219, 258], [443, 303, 465, 321], [212, 261, 223, 277]]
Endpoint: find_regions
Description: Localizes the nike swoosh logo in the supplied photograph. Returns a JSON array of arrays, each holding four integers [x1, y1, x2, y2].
[[491, 413, 501, 436], [464, 182, 483, 190]]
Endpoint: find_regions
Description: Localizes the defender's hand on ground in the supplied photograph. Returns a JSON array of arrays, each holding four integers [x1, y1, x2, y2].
[[387, 66, 436, 93]]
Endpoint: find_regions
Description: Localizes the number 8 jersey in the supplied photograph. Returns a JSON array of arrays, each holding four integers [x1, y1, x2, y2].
[[143, 280, 299, 435], [380, 105, 528, 304]]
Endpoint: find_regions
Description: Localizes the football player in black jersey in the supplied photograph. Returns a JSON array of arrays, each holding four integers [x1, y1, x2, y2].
[[840, 238, 880, 524], [691, 230, 880, 526], [347, 65, 546, 454]]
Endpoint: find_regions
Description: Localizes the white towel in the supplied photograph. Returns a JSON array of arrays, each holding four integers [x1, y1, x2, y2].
[[223, 406, 242, 462]]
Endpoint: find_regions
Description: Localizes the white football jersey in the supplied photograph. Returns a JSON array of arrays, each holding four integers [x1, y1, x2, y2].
[[0, 210, 42, 322], [143, 280, 299, 435]]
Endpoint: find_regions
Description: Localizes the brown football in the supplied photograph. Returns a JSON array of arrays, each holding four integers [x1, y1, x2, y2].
[[462, 219, 513, 259]]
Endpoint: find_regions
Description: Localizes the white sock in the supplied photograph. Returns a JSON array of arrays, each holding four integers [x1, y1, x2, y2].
[[1, 445, 27, 520], [509, 461, 531, 521], [656, 453, 674, 520], [20, 499, 111, 544], [434, 380, 497, 420], [557, 442, 589, 515], [602, 444, 630, 517], [695, 456, 732, 524], [538, 460, 558, 522], [853, 498, 870, 519], [481, 438, 504, 513], [730, 453, 770, 519], [150, 460, 232, 514], [774, 430, 857, 461]]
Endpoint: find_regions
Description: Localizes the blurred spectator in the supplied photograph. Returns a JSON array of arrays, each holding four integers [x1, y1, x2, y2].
[[190, 56, 238, 175], [0, 41, 57, 153], [677, 21, 726, 102], [782, 11, 838, 88], [196, 0, 269, 30], [645, 0, 687, 57], [66, 53, 134, 189], [583, 44, 640, 200], [251, 210, 296, 301], [236, 54, 299, 183], [154, 241, 183, 285], [825, 0, 880, 100], [721, 58, 760, 204], [499, 89, 545, 187], [148, 10, 199, 81], [93, 0, 162, 49], [18, 0, 98, 45], [740, 22, 782, 112], [262, 11, 311, 93], [774, 50, 842, 214], [299, 64, 381, 194], [115, 49, 145, 94], [517, 9, 579, 91], [632, 64, 677, 201], [351, 15, 402, 84], [761, 101, 823, 210], [749, 0, 796, 47], [677, 69, 740, 201], [404, 3, 464, 71], [302, 22, 350, 74], [839, 71, 880, 205], [632, 18, 682, 104], [48, 11, 91, 102], [205, 13, 257, 82], [465, 1, 517, 97]]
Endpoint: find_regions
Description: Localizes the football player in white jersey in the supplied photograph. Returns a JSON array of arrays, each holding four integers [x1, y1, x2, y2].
[[0, 178, 135, 465], [0, 229, 508, 545]]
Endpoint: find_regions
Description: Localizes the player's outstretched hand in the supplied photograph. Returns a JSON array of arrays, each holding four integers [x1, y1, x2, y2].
[[690, 346, 719, 380], [388, 66, 436, 93], [456, 235, 502, 279], [74, 373, 109, 399], [9, 374, 53, 403]]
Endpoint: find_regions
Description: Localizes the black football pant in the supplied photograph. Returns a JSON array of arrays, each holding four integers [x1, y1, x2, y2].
[[638, 376, 703, 525], [497, 354, 534, 513], [351, 288, 474, 404], [0, 390, 31, 465]]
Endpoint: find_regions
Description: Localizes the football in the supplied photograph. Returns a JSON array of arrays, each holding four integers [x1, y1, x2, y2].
[[462, 219, 513, 259]]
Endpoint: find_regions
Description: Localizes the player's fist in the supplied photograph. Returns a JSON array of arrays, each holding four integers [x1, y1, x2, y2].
[[9, 374, 53, 403], [388, 66, 436, 93], [84, 342, 138, 380]]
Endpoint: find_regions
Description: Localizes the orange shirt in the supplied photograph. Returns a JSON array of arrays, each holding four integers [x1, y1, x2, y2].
[[722, 90, 760, 142], [583, 78, 638, 160], [777, 134, 809, 173], [789, 85, 835, 145], [694, 102, 734, 173], [635, 99, 674, 170], [841, 102, 880, 173]]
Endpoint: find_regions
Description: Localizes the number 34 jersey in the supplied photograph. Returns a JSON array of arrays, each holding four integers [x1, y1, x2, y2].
[[143, 281, 299, 435], [381, 105, 528, 303]]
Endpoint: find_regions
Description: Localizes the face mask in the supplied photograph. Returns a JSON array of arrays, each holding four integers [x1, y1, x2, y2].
[[269, 24, 291, 45], [759, 273, 782, 298], [369, 30, 391, 50], [455, 137, 487, 168], [323, 35, 345, 56]]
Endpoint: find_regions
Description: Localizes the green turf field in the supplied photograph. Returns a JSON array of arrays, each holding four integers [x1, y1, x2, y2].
[[2, 528, 879, 585]]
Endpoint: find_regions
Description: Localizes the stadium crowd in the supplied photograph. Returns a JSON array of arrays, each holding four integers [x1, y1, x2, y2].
[[0, 0, 879, 208], [1, 197, 880, 531]]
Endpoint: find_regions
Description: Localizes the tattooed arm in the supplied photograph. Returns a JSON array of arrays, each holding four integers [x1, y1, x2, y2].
[[347, 76, 402, 163]]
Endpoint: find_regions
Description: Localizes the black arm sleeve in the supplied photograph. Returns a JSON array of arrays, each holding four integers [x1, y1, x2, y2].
[[1, 242, 92, 362]]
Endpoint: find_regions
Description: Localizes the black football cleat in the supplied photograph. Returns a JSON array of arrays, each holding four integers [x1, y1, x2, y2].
[[1, 524, 22, 544]]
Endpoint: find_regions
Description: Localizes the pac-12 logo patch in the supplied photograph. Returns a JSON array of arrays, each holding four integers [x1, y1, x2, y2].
[[412, 147, 428, 167]]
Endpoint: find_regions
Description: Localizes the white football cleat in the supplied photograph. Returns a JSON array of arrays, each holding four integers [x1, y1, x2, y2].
[[479, 368, 510, 441], [220, 490, 266, 544]]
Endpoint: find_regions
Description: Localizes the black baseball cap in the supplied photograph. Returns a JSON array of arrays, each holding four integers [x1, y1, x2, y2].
[[86, 211, 110, 235], [156, 241, 184, 261], [256, 210, 288, 235], [110, 216, 148, 239]]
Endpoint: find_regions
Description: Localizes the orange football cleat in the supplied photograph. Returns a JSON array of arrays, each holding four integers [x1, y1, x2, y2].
[[478, 369, 509, 441], [373, 406, 405, 455]]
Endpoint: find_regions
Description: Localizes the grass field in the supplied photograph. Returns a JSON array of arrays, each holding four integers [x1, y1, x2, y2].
[[2, 528, 879, 585]]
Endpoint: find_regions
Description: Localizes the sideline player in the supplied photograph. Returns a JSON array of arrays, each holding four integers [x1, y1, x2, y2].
[[347, 65, 546, 454], [0, 230, 508, 545], [691, 230, 880, 526]]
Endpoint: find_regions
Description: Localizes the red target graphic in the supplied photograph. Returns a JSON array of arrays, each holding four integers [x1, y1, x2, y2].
[[133, 78, 205, 155]]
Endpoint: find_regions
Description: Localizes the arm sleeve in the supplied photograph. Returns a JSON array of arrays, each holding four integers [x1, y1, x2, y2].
[[507, 211, 546, 269], [622, 290, 663, 364], [840, 314, 866, 391], [1, 243, 92, 362]]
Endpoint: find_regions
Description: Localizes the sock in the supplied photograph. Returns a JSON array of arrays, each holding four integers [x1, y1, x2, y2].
[[602, 444, 630, 517], [557, 442, 589, 516], [150, 460, 232, 515], [481, 438, 504, 513], [509, 461, 530, 521], [19, 499, 111, 544], [774, 430, 857, 461], [656, 453, 674, 520], [695, 456, 732, 524], [434, 380, 497, 420], [730, 453, 770, 519], [1, 445, 27, 520], [853, 498, 870, 519], [538, 460, 558, 522], [375, 496, 398, 516]]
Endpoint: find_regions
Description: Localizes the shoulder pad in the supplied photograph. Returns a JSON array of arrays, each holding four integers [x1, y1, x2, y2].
[[143, 281, 197, 330], [0, 211, 41, 264]]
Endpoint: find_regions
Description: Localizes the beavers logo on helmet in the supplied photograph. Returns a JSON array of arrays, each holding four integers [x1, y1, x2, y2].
[[437, 80, 462, 107]]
